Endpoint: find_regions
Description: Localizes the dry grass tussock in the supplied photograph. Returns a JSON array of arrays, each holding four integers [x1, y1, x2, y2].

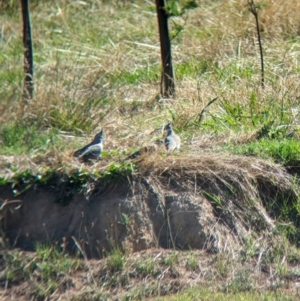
[[187, 0, 300, 39], [138, 152, 292, 185], [137, 152, 298, 230]]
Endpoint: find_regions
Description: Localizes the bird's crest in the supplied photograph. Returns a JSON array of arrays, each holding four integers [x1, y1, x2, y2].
[[93, 130, 104, 143], [164, 122, 172, 131]]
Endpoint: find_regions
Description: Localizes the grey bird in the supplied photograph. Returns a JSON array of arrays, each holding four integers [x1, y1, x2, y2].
[[164, 123, 180, 151], [74, 130, 104, 162]]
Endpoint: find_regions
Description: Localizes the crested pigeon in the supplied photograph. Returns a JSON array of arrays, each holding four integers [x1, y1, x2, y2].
[[164, 123, 180, 151], [74, 130, 104, 162]]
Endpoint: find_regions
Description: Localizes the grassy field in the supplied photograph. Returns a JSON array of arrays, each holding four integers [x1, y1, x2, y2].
[[0, 0, 300, 163], [1, 0, 300, 300]]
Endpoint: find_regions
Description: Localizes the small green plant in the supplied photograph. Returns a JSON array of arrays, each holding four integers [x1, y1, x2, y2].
[[3, 250, 33, 282], [186, 255, 198, 270], [107, 248, 124, 272], [240, 236, 261, 262], [135, 259, 157, 277], [203, 191, 222, 207], [35, 243, 82, 279], [286, 245, 300, 264], [101, 162, 137, 181], [118, 212, 131, 227], [214, 254, 230, 279], [163, 252, 178, 266]]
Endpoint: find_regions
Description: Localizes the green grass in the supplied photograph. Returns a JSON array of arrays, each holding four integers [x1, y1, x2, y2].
[[2, 244, 82, 299], [107, 248, 124, 272], [185, 255, 198, 271], [110, 64, 160, 85], [0, 122, 61, 155], [135, 258, 158, 277], [163, 252, 178, 266], [155, 288, 298, 301], [228, 138, 300, 165], [1, 0, 300, 157], [1, 228, 299, 300], [0, 65, 22, 85]]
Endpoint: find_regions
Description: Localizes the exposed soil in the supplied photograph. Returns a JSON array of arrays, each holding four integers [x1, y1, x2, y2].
[[2, 153, 297, 256], [1, 153, 300, 300]]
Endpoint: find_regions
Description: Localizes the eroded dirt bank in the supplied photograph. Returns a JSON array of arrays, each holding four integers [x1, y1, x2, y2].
[[1, 154, 299, 258]]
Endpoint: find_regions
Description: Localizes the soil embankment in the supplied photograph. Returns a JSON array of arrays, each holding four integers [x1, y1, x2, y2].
[[1, 154, 298, 258]]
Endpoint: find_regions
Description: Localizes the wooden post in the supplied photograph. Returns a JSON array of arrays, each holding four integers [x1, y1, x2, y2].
[[21, 0, 34, 99], [155, 0, 175, 98]]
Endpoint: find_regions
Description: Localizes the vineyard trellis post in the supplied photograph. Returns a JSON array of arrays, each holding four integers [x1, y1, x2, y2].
[[155, 0, 176, 98], [21, 0, 34, 99]]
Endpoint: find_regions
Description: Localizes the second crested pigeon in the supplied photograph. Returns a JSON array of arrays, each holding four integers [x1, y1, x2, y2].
[[74, 130, 104, 162], [164, 123, 180, 151]]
